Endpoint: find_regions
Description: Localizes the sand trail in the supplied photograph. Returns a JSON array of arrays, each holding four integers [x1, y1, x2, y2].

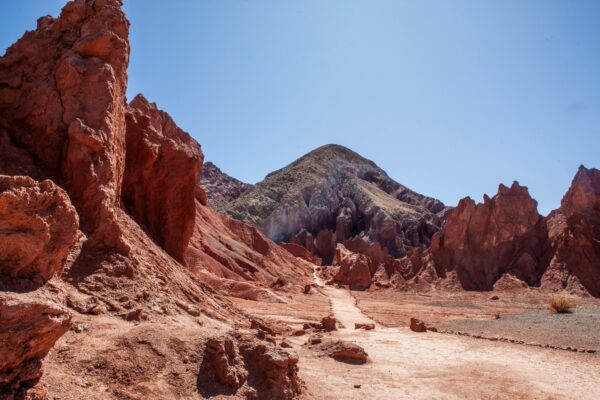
[[297, 275, 600, 399]]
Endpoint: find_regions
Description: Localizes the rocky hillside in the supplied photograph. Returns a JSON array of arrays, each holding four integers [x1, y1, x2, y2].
[[202, 161, 253, 211], [225, 144, 449, 263], [0, 2, 308, 398]]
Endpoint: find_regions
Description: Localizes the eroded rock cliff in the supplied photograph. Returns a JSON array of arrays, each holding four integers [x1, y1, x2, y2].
[[123, 94, 203, 264], [378, 169, 600, 296]]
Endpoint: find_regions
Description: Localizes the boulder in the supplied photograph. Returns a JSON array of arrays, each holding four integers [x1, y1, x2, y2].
[[321, 315, 337, 332], [201, 333, 302, 399], [354, 323, 375, 331], [325, 340, 368, 364], [0, 176, 79, 284], [409, 318, 427, 333], [333, 244, 373, 290], [0, 293, 71, 398]]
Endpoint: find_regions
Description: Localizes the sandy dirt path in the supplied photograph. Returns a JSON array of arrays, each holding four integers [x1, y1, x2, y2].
[[296, 275, 600, 399]]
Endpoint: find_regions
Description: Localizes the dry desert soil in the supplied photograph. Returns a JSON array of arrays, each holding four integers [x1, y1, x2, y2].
[[234, 269, 600, 400]]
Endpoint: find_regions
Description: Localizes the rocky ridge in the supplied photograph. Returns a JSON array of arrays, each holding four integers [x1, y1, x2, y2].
[[365, 167, 600, 297], [202, 161, 253, 211]]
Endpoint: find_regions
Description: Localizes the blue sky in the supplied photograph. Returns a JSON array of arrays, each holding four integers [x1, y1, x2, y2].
[[2, 1, 599, 214]]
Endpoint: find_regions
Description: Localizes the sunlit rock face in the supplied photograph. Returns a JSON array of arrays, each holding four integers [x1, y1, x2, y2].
[[429, 182, 549, 291], [123, 94, 204, 264], [541, 166, 600, 296], [382, 167, 600, 297], [0, 0, 130, 252], [224, 144, 449, 263]]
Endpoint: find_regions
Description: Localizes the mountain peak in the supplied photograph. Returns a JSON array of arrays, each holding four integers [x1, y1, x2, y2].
[[224, 144, 448, 260]]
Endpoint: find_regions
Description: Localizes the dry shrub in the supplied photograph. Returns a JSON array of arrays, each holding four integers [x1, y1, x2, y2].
[[548, 295, 576, 314]]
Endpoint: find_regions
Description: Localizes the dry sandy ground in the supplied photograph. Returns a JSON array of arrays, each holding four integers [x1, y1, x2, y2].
[[235, 272, 600, 399], [438, 306, 600, 352], [42, 274, 600, 399], [352, 289, 600, 328]]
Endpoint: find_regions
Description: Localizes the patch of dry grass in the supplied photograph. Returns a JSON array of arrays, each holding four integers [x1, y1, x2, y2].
[[548, 295, 576, 314]]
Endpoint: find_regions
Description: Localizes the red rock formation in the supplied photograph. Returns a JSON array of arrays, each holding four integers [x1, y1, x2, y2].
[[0, 176, 79, 284], [0, 293, 71, 398], [315, 229, 336, 265], [0, 3, 255, 397], [559, 165, 600, 235], [0, 0, 243, 317], [382, 169, 600, 297], [333, 244, 374, 290], [290, 229, 316, 255], [123, 94, 203, 263], [541, 166, 600, 296], [0, 130, 40, 178], [0, 0, 130, 253], [200, 333, 302, 399], [427, 182, 548, 291], [0, 177, 75, 398]]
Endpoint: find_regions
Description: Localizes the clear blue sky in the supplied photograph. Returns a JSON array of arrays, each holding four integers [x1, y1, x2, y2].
[[2, 1, 599, 214]]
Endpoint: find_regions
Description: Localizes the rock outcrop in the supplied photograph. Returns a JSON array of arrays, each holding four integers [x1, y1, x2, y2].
[[123, 94, 203, 264], [0, 292, 71, 398], [0, 176, 79, 284], [384, 168, 600, 297], [0, 176, 75, 399], [541, 166, 600, 296], [430, 182, 548, 291], [225, 144, 449, 262], [200, 333, 302, 399], [0, 0, 130, 253], [333, 244, 374, 290], [278, 243, 322, 266], [202, 161, 253, 211]]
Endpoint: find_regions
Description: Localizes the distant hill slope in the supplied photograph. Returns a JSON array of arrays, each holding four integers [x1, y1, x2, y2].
[[224, 144, 450, 263], [201, 161, 253, 211]]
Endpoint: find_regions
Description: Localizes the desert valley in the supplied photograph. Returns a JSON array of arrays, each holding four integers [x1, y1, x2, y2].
[[1, 1, 599, 399]]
